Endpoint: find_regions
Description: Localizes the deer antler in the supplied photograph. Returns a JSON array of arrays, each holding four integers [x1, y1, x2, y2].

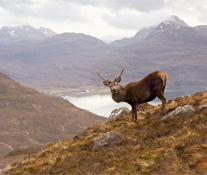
[[96, 71, 109, 81], [115, 66, 124, 80]]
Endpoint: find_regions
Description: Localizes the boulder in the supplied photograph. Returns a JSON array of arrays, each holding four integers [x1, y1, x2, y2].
[[198, 104, 207, 113], [0, 168, 10, 175], [107, 107, 130, 122], [162, 105, 195, 120], [92, 131, 125, 151]]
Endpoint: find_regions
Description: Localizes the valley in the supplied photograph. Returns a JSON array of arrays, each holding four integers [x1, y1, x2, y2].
[[38, 84, 206, 117]]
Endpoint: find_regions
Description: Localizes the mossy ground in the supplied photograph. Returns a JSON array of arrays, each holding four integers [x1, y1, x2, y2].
[[6, 91, 207, 175]]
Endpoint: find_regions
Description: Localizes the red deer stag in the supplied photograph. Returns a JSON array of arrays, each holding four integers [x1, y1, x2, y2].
[[97, 67, 167, 122]]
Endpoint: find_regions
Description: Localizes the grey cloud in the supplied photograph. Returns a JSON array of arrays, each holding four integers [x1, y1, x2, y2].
[[102, 12, 141, 30], [0, 0, 166, 26], [102, 11, 168, 30], [0, 0, 35, 16], [38, 1, 89, 23], [68, 0, 165, 12], [0, 0, 89, 23], [0, 0, 33, 7], [105, 0, 165, 12], [1, 0, 207, 39]]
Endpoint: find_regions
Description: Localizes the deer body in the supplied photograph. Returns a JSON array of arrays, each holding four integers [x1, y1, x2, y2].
[[97, 68, 167, 122]]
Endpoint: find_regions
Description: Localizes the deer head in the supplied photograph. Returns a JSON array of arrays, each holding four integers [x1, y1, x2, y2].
[[97, 67, 124, 95]]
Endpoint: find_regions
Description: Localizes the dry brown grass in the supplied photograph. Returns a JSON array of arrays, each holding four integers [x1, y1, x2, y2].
[[6, 91, 207, 175]]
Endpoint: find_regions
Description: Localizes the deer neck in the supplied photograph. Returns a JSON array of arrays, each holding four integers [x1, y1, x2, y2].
[[112, 86, 127, 103]]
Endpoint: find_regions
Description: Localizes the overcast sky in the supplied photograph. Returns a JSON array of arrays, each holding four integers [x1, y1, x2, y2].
[[0, 0, 207, 41]]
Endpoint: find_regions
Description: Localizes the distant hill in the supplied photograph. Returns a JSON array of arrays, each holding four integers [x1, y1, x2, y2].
[[109, 26, 155, 47], [5, 91, 207, 174], [0, 27, 113, 88], [0, 72, 105, 159], [0, 25, 56, 41], [0, 16, 206, 91]]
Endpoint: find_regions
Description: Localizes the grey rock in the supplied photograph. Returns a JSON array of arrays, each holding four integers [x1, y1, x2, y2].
[[198, 104, 207, 113], [107, 107, 130, 122], [92, 131, 125, 151], [0, 168, 10, 175], [162, 105, 195, 120]]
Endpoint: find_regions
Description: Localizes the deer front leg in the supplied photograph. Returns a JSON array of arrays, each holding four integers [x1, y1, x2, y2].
[[131, 105, 137, 122]]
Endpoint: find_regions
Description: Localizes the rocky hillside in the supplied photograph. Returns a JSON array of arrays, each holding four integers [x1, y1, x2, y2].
[[5, 91, 207, 174], [0, 72, 105, 159]]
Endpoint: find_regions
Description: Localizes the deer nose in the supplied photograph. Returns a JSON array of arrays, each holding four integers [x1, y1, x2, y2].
[[112, 88, 116, 93]]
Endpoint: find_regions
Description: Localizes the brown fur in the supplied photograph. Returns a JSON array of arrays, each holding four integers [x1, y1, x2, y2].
[[97, 68, 167, 122]]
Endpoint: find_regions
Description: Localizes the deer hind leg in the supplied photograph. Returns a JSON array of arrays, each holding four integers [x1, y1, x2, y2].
[[156, 82, 167, 113], [157, 93, 166, 113]]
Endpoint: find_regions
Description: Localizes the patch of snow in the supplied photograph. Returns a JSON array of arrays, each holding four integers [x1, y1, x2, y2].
[[8, 30, 15, 36], [163, 21, 171, 25]]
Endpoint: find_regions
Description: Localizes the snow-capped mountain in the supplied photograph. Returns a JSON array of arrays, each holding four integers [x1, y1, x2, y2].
[[168, 15, 188, 26], [109, 15, 188, 47], [147, 15, 207, 41], [0, 25, 57, 42], [38, 27, 57, 37], [149, 20, 190, 38]]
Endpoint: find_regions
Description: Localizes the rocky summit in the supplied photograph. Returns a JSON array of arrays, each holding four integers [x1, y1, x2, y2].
[[4, 91, 207, 175]]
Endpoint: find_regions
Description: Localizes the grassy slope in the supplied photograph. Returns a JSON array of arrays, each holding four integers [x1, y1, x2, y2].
[[6, 91, 207, 175], [0, 72, 106, 159]]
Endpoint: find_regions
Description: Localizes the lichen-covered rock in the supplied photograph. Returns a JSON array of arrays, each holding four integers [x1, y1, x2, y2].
[[107, 107, 130, 122], [198, 104, 207, 113], [162, 105, 195, 120], [92, 131, 125, 151]]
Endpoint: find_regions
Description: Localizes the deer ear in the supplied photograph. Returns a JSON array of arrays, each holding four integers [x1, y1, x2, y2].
[[115, 76, 121, 83], [103, 80, 111, 86]]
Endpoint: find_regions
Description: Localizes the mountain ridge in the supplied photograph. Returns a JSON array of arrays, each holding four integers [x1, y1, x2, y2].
[[109, 15, 188, 47], [0, 25, 56, 42], [0, 16, 206, 95]]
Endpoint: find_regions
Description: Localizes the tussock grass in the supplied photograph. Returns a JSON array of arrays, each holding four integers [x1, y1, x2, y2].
[[6, 91, 207, 175]]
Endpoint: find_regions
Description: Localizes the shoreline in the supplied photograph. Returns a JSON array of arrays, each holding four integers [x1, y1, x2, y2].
[[37, 85, 206, 100]]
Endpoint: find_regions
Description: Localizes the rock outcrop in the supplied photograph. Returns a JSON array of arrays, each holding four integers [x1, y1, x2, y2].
[[107, 107, 130, 122], [92, 131, 125, 151], [162, 105, 195, 120], [198, 104, 207, 113]]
